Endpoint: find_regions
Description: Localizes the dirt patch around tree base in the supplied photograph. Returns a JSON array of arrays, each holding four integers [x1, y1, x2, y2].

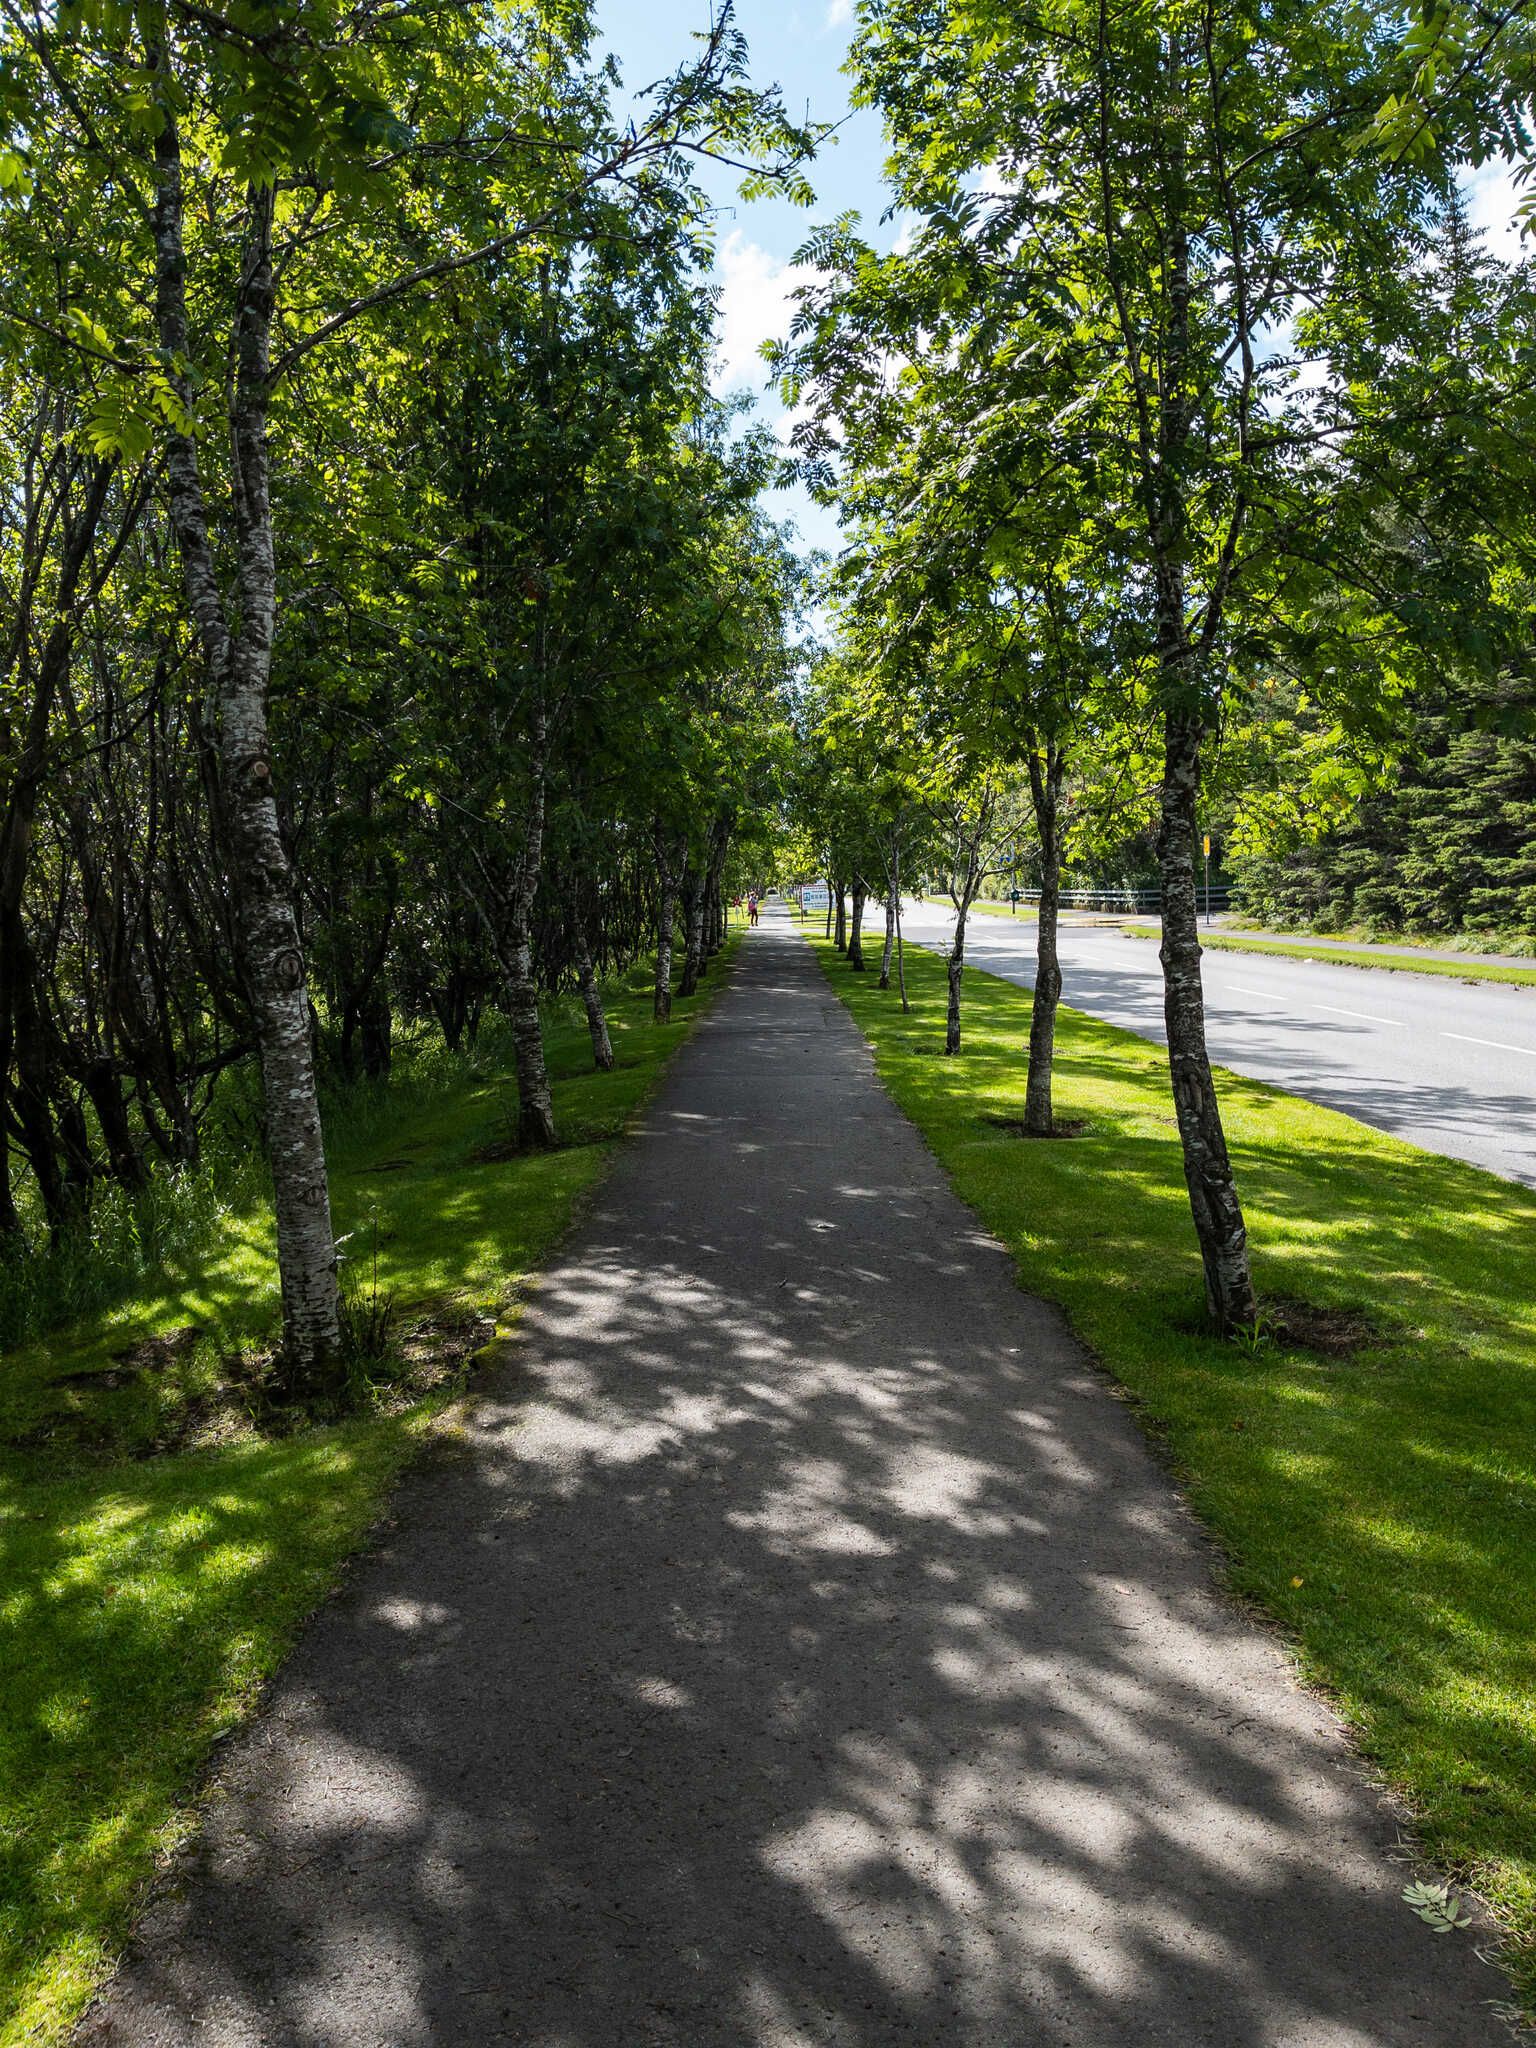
[[986, 1113, 1091, 1139]]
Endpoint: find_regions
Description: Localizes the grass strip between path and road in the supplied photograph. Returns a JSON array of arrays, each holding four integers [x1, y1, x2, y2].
[[968, 899, 1037, 921], [0, 942, 737, 2048], [809, 928, 1536, 2007], [1121, 925, 1536, 988]]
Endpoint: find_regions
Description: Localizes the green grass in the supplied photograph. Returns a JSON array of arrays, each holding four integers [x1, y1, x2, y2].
[[783, 898, 1033, 927], [968, 898, 1035, 920], [1226, 920, 1536, 962], [809, 928, 1536, 2004], [1121, 925, 1536, 988], [0, 950, 734, 2046]]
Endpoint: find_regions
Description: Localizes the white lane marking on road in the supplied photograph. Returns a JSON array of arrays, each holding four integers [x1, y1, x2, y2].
[[1308, 1003, 1408, 1027], [1221, 982, 1405, 1028], [1442, 1031, 1536, 1059]]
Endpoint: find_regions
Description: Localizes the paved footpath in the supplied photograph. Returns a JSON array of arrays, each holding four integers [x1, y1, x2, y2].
[[84, 915, 1507, 2047]]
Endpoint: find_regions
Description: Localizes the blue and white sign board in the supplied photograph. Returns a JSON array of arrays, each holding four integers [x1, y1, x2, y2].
[[801, 883, 831, 912]]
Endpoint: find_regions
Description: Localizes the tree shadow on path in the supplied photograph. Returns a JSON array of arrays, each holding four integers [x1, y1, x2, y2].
[[81, 927, 1510, 2048]]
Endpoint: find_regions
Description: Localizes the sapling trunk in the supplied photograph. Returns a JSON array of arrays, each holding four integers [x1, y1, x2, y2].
[[1024, 742, 1065, 1135], [847, 879, 867, 969], [945, 911, 968, 1054], [505, 920, 555, 1150], [654, 890, 676, 1021], [570, 899, 614, 1071], [1158, 708, 1257, 1330], [678, 865, 705, 998], [653, 832, 682, 1023], [880, 833, 903, 996], [504, 707, 555, 1151], [833, 879, 847, 952]]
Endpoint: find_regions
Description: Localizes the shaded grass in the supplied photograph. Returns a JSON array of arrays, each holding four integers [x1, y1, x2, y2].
[[809, 928, 1536, 2005], [1121, 925, 1536, 988], [0, 947, 735, 2046]]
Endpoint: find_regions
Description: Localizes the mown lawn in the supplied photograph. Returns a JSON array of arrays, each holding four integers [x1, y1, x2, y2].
[[0, 948, 734, 2046], [810, 929, 1536, 2005], [967, 898, 1035, 920], [1122, 925, 1536, 988]]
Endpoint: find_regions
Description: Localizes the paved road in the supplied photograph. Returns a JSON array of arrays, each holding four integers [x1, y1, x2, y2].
[[902, 903, 1536, 1186], [83, 916, 1505, 2047]]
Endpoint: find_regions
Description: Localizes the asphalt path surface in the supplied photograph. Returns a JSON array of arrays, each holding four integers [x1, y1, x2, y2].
[[83, 916, 1505, 2047], [900, 903, 1536, 1186]]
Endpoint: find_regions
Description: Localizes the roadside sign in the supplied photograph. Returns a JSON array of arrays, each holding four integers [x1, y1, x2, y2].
[[1202, 834, 1211, 857], [801, 884, 830, 912]]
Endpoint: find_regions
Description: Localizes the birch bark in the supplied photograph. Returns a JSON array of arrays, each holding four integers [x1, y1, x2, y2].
[[1023, 741, 1065, 1135], [847, 879, 867, 970], [570, 899, 615, 1072], [152, 92, 341, 1385], [1158, 708, 1256, 1328], [1141, 51, 1257, 1331], [652, 830, 683, 1022], [678, 865, 705, 997]]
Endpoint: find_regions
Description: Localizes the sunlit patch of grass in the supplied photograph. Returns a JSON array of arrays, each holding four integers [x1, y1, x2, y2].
[[0, 945, 736, 2046], [810, 929, 1536, 2007], [965, 899, 1036, 920]]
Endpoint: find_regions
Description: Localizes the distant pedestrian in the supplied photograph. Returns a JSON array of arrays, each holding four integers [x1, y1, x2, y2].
[[748, 894, 759, 926]]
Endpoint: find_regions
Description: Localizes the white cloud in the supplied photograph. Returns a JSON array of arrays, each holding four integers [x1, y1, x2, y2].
[[712, 229, 820, 392], [824, 0, 853, 24], [1462, 156, 1528, 263]]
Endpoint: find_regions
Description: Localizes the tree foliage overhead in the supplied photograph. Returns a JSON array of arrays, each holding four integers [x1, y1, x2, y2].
[[0, 0, 813, 1378]]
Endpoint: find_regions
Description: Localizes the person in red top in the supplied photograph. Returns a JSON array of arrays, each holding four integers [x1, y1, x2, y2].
[[747, 893, 759, 926]]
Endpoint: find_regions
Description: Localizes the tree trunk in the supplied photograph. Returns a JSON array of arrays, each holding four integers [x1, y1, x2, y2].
[[833, 879, 847, 952], [9, 939, 69, 1232], [0, 995, 21, 1239], [153, 100, 341, 1389], [653, 830, 683, 1024], [847, 879, 867, 970], [703, 815, 730, 958], [570, 898, 615, 1072], [1158, 708, 1257, 1330], [1024, 741, 1065, 1136], [881, 830, 908, 1008], [359, 989, 392, 1081], [678, 864, 705, 998], [1140, 68, 1257, 1333], [943, 809, 992, 1055], [84, 1062, 148, 1192], [0, 460, 113, 1239], [505, 922, 554, 1149], [945, 911, 967, 1055], [654, 887, 676, 1021], [505, 714, 555, 1151]]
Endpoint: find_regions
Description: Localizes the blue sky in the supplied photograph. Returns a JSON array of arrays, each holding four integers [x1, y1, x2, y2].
[[596, 3, 1528, 565], [597, 0, 901, 558]]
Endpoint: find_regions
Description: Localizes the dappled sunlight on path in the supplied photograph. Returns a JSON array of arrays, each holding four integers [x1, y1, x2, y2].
[[83, 915, 1505, 2046]]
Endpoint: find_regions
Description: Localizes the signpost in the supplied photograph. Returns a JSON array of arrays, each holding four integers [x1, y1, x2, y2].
[[1202, 833, 1212, 925]]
